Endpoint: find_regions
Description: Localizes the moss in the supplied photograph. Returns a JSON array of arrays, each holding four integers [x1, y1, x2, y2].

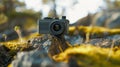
[[1, 26, 119, 67], [69, 26, 120, 36], [53, 45, 120, 67]]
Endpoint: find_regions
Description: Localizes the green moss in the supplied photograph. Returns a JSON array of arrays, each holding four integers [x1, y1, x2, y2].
[[53, 45, 120, 67], [69, 26, 120, 36]]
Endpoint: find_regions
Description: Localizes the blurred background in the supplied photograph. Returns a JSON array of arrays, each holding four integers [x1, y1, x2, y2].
[[0, 0, 120, 41]]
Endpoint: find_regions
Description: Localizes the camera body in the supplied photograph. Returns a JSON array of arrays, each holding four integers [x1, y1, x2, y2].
[[38, 16, 69, 35]]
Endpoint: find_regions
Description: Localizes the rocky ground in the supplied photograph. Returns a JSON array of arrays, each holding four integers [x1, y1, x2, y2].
[[1, 33, 119, 67], [1, 5, 120, 67], [0, 26, 120, 67]]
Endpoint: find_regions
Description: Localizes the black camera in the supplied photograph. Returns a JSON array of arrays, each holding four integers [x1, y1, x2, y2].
[[38, 16, 69, 35]]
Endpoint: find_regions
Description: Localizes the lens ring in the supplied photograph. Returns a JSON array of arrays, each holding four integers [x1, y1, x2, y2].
[[50, 21, 64, 35]]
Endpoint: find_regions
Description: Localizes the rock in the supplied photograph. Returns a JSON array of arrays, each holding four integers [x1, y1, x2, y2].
[[95, 14, 107, 26], [11, 34, 70, 67], [89, 35, 120, 48], [55, 62, 69, 67], [12, 49, 54, 67], [65, 35, 83, 45], [107, 35, 120, 40], [73, 10, 120, 29], [27, 35, 52, 52], [95, 11, 120, 29], [42, 39, 51, 52], [108, 16, 120, 28], [107, 35, 120, 47], [0, 44, 11, 67], [72, 13, 94, 26], [89, 38, 113, 48], [12, 48, 69, 67]]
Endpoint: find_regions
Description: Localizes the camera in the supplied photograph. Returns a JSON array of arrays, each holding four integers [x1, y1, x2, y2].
[[38, 16, 69, 35]]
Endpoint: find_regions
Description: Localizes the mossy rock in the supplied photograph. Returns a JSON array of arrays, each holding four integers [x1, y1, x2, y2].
[[53, 45, 120, 67], [69, 26, 120, 37]]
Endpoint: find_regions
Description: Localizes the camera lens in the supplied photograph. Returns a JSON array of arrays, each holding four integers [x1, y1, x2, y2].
[[50, 21, 64, 35], [53, 24, 61, 31]]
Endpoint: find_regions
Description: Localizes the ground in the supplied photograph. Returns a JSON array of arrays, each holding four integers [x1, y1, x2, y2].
[[0, 26, 120, 67]]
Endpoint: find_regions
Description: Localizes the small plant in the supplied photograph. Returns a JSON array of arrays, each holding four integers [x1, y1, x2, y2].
[[2, 34, 7, 41], [107, 40, 115, 61], [14, 26, 23, 42], [85, 26, 93, 43]]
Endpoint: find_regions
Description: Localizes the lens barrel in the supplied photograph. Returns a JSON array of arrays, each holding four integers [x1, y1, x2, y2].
[[50, 21, 64, 35]]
